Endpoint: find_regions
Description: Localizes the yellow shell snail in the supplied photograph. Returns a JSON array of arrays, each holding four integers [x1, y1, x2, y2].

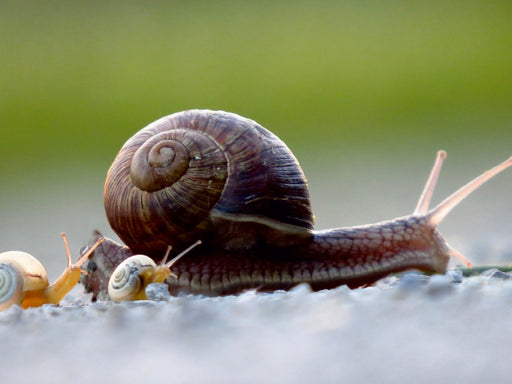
[[0, 234, 103, 310]]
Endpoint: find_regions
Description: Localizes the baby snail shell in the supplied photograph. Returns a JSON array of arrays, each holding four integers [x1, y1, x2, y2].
[[0, 251, 48, 311], [108, 240, 201, 302], [0, 234, 103, 311], [82, 110, 512, 298]]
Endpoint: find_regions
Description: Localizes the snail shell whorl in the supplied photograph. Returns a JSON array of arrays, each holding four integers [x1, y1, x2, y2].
[[108, 255, 158, 302], [105, 110, 314, 257], [130, 132, 191, 192], [0, 251, 49, 310], [0, 264, 24, 310]]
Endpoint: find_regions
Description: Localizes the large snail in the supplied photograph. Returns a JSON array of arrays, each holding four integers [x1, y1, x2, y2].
[[0, 234, 103, 310], [81, 109, 512, 300]]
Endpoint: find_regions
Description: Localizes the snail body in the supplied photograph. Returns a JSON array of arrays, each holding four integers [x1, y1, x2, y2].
[[0, 234, 103, 310], [82, 110, 512, 299]]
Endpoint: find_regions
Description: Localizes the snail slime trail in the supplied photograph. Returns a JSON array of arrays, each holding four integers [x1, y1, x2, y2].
[[81, 110, 512, 300]]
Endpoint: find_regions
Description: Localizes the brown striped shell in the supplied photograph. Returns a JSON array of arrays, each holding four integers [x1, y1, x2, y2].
[[104, 110, 314, 258]]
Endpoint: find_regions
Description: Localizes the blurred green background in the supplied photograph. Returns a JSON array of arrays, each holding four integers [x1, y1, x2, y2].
[[1, 0, 511, 276]]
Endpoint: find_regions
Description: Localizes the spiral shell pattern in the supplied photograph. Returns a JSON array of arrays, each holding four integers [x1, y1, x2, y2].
[[0, 251, 49, 311], [108, 255, 158, 302], [0, 263, 24, 311], [105, 110, 314, 257]]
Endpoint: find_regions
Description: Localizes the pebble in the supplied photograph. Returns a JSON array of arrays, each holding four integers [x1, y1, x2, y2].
[[145, 283, 172, 301]]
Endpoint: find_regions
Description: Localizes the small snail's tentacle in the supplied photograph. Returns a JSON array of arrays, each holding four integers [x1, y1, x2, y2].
[[164, 240, 202, 269], [159, 245, 173, 266]]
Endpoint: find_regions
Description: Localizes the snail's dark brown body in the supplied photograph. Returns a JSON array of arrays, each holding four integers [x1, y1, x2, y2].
[[81, 110, 512, 299]]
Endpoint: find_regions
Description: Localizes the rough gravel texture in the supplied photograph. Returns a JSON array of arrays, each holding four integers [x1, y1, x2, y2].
[[1, 271, 512, 384]]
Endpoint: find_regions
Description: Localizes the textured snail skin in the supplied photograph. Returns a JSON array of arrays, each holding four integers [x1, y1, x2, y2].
[[83, 215, 447, 298], [81, 110, 512, 299]]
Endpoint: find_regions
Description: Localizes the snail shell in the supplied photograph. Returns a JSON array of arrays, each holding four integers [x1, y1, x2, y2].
[[0, 251, 49, 311], [104, 109, 313, 258]]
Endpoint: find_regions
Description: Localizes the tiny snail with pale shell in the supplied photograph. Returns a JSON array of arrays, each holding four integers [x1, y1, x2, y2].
[[0, 234, 103, 311], [108, 240, 201, 302], [81, 110, 512, 300]]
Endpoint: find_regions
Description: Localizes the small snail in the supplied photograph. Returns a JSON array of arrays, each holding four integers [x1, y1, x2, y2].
[[0, 234, 103, 310], [81, 110, 512, 299], [108, 240, 201, 301]]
